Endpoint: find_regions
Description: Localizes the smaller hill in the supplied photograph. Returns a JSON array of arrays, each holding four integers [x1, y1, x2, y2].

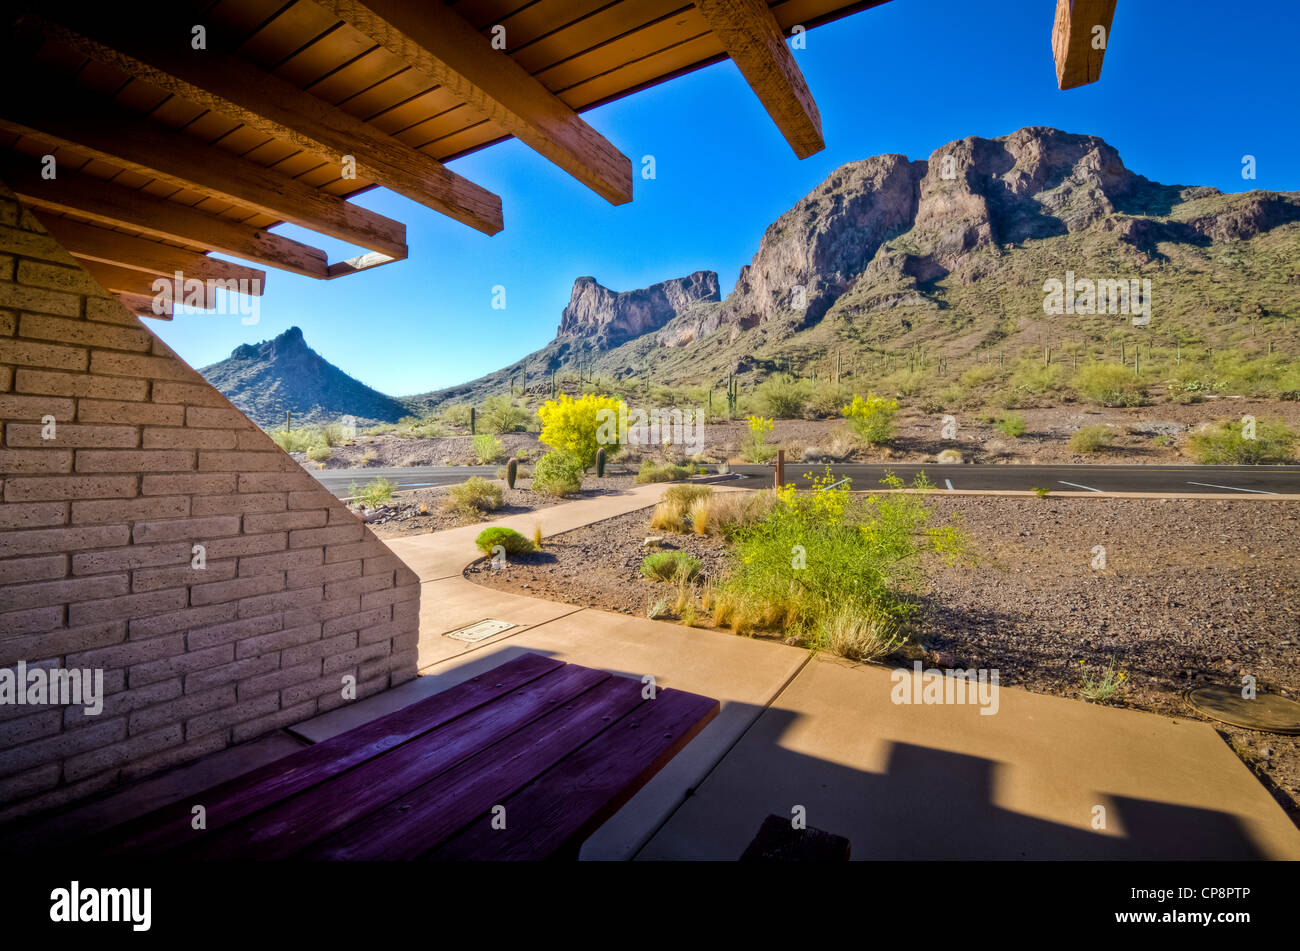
[[200, 326, 411, 428]]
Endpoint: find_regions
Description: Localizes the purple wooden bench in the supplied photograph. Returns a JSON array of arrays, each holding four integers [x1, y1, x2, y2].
[[92, 653, 718, 860]]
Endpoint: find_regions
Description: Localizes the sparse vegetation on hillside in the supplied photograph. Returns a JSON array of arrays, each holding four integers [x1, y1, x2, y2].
[[1186, 419, 1297, 463]]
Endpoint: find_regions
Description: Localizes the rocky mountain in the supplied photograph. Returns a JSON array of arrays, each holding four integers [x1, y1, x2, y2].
[[200, 326, 411, 428], [410, 125, 1299, 408]]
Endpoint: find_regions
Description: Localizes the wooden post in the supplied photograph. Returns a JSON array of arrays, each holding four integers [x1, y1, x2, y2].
[[775, 448, 785, 489]]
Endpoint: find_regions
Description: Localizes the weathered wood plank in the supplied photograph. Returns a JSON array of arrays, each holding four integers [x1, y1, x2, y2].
[[428, 687, 719, 860], [183, 663, 609, 860], [1052, 0, 1118, 90], [316, 0, 634, 205], [695, 0, 825, 159], [97, 653, 564, 856], [302, 674, 648, 860]]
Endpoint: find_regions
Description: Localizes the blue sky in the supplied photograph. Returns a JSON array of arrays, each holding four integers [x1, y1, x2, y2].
[[154, 0, 1300, 396]]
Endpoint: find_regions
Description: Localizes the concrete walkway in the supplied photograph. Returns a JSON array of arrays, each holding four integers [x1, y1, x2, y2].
[[317, 482, 1300, 860]]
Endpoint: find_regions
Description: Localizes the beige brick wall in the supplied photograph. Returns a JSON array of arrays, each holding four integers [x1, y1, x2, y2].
[[0, 181, 421, 821]]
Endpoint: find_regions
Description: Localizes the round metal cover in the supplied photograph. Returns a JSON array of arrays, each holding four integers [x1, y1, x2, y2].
[[1187, 687, 1300, 735]]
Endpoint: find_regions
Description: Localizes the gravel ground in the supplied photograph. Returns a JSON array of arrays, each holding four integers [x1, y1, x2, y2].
[[362, 473, 641, 539], [466, 493, 1300, 826]]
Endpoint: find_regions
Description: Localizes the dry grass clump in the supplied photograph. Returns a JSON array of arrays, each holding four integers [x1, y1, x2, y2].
[[649, 498, 687, 533], [687, 490, 776, 537], [820, 607, 905, 662], [442, 476, 503, 520]]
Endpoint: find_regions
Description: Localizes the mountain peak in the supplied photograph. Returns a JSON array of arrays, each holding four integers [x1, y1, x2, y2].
[[556, 270, 720, 348]]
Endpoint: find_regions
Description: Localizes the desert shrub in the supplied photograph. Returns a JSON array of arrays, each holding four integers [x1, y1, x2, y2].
[[537, 393, 620, 468], [993, 413, 1027, 438], [936, 449, 963, 464], [649, 498, 687, 533], [306, 445, 331, 462], [636, 460, 692, 483], [1080, 658, 1127, 704], [755, 373, 810, 418], [532, 450, 585, 497], [740, 415, 777, 463], [1069, 425, 1113, 453], [688, 490, 776, 538], [841, 393, 898, 446], [1072, 363, 1146, 406], [475, 526, 534, 556], [715, 470, 965, 659], [959, 364, 1002, 388], [664, 484, 712, 507], [443, 477, 503, 518], [936, 385, 972, 411], [880, 370, 925, 397], [269, 426, 322, 453], [1186, 419, 1297, 464], [640, 551, 701, 582], [1007, 361, 1065, 396], [441, 404, 473, 428], [472, 433, 505, 464], [479, 395, 535, 434], [349, 477, 395, 508], [807, 382, 854, 419]]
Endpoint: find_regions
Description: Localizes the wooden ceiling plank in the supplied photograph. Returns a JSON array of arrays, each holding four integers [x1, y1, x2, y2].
[[1052, 0, 1117, 90], [695, 0, 824, 159], [115, 290, 173, 320], [0, 81, 408, 258], [36, 213, 267, 289], [82, 259, 220, 309], [23, 10, 504, 235], [315, 0, 634, 205], [1, 154, 330, 278]]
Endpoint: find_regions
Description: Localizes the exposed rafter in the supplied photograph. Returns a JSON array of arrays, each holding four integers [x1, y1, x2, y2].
[[695, 0, 825, 159], [0, 155, 330, 278], [1052, 0, 1118, 89], [33, 214, 267, 289], [314, 0, 634, 205], [20, 10, 504, 236]]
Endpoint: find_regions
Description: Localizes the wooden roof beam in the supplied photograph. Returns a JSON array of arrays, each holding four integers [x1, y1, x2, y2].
[[33, 214, 267, 288], [1053, 0, 1118, 89], [114, 291, 172, 320], [20, 11, 504, 236], [0, 76, 408, 260], [1, 156, 329, 278], [314, 0, 633, 205], [695, 0, 825, 160], [81, 259, 220, 309]]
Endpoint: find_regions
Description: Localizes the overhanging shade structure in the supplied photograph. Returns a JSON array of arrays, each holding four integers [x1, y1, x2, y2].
[[1, 0, 1116, 318]]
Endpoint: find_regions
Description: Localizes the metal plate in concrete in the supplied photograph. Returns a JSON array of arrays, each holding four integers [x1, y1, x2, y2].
[[1187, 687, 1300, 735], [444, 618, 516, 643]]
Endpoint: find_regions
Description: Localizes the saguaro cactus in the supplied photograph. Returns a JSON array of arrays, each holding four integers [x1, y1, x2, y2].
[[596, 447, 606, 478], [505, 457, 518, 489]]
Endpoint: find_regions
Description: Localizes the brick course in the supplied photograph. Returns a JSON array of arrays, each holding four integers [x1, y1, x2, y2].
[[0, 183, 420, 821]]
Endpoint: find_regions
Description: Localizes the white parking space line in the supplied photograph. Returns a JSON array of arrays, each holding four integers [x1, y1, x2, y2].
[[1187, 481, 1279, 495], [1058, 480, 1102, 493], [945, 479, 954, 490]]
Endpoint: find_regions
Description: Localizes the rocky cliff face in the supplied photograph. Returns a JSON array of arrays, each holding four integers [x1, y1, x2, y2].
[[556, 270, 720, 348]]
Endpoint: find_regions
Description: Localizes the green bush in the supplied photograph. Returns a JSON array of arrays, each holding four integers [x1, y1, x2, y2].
[[479, 395, 535, 434], [756, 373, 810, 418], [715, 470, 965, 659], [1186, 419, 1297, 464], [640, 551, 701, 582], [636, 460, 692, 483], [1072, 363, 1146, 407], [444, 476, 503, 518], [1069, 425, 1113, 453], [306, 445, 331, 461], [663, 484, 712, 507], [349, 477, 395, 508], [472, 433, 505, 464], [993, 413, 1026, 438], [441, 404, 473, 428], [532, 450, 585, 497], [841, 393, 898, 446], [807, 382, 854, 419], [475, 526, 534, 556]]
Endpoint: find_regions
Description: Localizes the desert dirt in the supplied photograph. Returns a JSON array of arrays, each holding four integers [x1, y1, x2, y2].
[[292, 396, 1300, 471], [464, 492, 1300, 827]]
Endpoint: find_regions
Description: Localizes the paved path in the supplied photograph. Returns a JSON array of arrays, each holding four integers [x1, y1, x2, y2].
[[310, 464, 499, 496], [286, 484, 1300, 860]]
